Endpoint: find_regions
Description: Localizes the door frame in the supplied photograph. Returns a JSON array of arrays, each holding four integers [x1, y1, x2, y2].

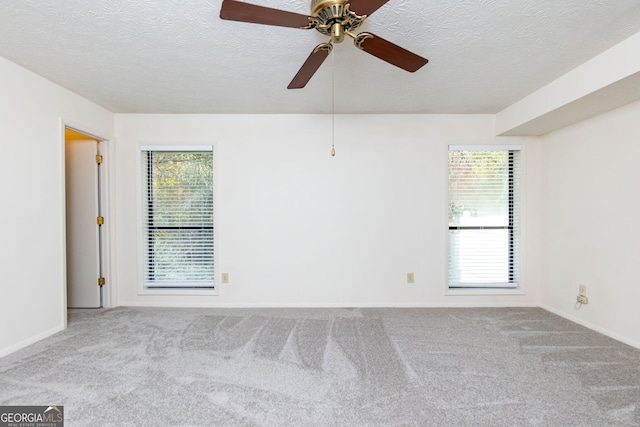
[[60, 119, 116, 325]]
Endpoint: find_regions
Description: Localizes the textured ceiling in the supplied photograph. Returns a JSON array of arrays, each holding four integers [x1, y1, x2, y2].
[[1, 0, 640, 114]]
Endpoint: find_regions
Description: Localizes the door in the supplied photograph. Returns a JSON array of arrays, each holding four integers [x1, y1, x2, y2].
[[65, 135, 102, 308]]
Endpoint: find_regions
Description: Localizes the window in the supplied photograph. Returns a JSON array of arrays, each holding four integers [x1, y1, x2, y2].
[[141, 146, 214, 289], [448, 145, 520, 288]]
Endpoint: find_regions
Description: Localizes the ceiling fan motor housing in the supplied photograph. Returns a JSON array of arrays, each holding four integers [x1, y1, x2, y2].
[[311, 0, 345, 16], [310, 0, 365, 43]]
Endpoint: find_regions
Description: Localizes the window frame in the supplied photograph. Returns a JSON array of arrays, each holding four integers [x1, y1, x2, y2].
[[446, 144, 524, 293], [137, 144, 218, 296]]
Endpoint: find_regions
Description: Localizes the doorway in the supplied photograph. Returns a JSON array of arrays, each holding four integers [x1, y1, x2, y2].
[[64, 128, 104, 308]]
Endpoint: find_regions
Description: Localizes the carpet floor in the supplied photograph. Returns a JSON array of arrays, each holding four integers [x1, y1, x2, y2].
[[0, 307, 639, 426]]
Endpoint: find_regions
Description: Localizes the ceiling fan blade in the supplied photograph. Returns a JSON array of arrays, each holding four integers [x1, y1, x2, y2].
[[354, 32, 428, 72], [220, 0, 312, 28], [288, 43, 333, 89], [347, 0, 391, 16]]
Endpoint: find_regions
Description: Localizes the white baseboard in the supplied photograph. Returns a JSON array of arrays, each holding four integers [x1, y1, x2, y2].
[[541, 304, 640, 350], [117, 300, 539, 309], [0, 324, 65, 358]]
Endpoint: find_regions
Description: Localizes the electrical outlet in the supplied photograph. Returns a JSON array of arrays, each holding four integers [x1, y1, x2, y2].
[[577, 295, 588, 304], [221, 273, 229, 284], [579, 284, 587, 297], [407, 273, 414, 284]]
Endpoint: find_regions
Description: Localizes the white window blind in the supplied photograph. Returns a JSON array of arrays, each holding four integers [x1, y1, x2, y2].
[[141, 148, 214, 288], [448, 146, 520, 288]]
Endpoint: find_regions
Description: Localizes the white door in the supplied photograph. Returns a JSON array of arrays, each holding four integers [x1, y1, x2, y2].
[[65, 138, 101, 308]]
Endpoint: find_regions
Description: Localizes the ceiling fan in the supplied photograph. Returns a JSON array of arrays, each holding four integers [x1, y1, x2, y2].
[[220, 0, 429, 89]]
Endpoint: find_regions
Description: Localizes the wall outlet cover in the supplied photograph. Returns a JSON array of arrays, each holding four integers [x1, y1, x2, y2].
[[579, 284, 587, 296]]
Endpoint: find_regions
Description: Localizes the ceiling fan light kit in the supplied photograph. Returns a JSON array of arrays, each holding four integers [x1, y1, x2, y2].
[[220, 0, 429, 89]]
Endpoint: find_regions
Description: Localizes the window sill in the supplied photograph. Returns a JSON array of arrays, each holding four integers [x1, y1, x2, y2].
[[139, 287, 218, 297], [446, 286, 524, 296]]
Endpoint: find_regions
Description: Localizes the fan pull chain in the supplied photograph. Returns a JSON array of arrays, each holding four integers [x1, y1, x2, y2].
[[331, 49, 336, 157]]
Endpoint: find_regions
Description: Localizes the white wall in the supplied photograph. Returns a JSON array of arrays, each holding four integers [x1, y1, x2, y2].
[[114, 114, 541, 308], [0, 56, 113, 356], [541, 99, 640, 347]]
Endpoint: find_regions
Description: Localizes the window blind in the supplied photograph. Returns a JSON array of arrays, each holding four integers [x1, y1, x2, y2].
[[142, 148, 214, 288], [448, 146, 520, 288]]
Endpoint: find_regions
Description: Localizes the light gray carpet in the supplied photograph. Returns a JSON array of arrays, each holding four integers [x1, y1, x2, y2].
[[1, 307, 639, 426]]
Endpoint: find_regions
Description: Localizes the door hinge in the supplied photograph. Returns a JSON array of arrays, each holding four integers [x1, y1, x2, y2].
[[97, 216, 104, 225], [98, 277, 106, 287], [96, 155, 103, 164]]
